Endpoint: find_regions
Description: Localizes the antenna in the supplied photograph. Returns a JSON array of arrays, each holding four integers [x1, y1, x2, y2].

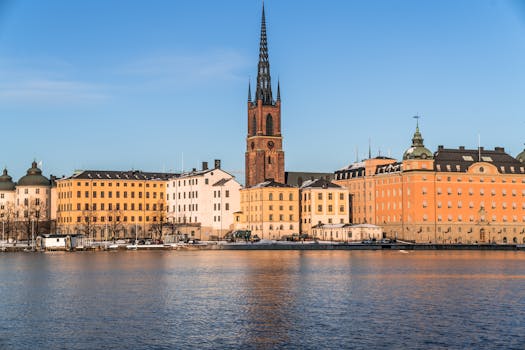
[[355, 146, 359, 163], [368, 137, 372, 159], [181, 152, 184, 173]]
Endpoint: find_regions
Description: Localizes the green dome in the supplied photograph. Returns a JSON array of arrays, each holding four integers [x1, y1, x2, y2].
[[17, 161, 50, 187], [517, 149, 525, 163], [403, 124, 433, 160], [0, 168, 16, 191]]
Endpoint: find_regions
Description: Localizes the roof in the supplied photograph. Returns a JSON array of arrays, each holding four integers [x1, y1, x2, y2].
[[300, 178, 342, 189], [18, 161, 50, 187], [285, 171, 334, 187], [212, 178, 232, 186], [312, 223, 352, 229], [433, 146, 525, 174], [0, 169, 15, 191], [334, 164, 366, 180], [375, 162, 403, 175], [65, 170, 178, 181], [250, 179, 294, 188]]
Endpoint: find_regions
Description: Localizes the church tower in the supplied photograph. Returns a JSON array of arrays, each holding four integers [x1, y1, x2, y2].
[[245, 4, 285, 187]]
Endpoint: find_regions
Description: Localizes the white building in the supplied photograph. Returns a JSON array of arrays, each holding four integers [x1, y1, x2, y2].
[[166, 160, 241, 240], [312, 223, 383, 242]]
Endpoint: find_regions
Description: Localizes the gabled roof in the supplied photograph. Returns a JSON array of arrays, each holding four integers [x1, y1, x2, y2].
[[213, 178, 232, 186]]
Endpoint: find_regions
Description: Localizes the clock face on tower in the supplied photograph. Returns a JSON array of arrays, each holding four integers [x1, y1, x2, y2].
[[267, 141, 274, 149]]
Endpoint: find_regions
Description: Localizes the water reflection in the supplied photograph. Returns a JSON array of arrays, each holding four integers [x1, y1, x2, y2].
[[0, 251, 524, 349]]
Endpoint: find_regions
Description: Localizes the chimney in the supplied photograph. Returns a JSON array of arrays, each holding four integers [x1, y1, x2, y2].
[[459, 146, 465, 150], [202, 161, 208, 171], [192, 168, 196, 172], [214, 159, 221, 169]]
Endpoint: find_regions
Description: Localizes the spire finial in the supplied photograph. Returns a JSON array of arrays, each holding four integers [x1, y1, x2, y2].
[[255, 1, 273, 105], [277, 78, 281, 101], [411, 115, 424, 147]]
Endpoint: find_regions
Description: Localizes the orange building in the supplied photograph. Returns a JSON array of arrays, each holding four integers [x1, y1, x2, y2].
[[335, 124, 525, 244], [56, 170, 174, 241]]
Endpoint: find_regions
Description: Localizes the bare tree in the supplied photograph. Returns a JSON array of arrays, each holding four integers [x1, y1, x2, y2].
[[150, 200, 167, 240], [76, 205, 97, 240], [0, 202, 16, 241], [106, 208, 124, 241], [20, 197, 48, 246]]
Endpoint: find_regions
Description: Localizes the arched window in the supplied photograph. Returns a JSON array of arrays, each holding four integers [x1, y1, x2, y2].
[[266, 114, 273, 135], [251, 115, 256, 135]]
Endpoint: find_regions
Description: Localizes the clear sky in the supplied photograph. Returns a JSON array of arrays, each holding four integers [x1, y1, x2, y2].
[[1, 0, 525, 184]]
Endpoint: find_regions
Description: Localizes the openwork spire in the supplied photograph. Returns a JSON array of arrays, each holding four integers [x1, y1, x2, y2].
[[256, 3, 273, 105]]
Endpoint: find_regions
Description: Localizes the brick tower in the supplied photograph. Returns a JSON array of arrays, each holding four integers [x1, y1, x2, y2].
[[245, 4, 285, 187]]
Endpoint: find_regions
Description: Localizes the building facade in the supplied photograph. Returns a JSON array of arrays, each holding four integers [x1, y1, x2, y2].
[[166, 160, 241, 240], [335, 123, 525, 244], [299, 178, 350, 236], [245, 4, 285, 187], [238, 180, 299, 239], [0, 162, 54, 241], [56, 170, 174, 240]]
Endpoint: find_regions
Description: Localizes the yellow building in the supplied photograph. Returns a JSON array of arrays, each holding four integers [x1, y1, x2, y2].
[[299, 178, 350, 236], [56, 170, 174, 241], [238, 180, 299, 240]]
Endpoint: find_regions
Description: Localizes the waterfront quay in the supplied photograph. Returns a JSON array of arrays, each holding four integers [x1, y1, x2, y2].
[[1, 240, 524, 252]]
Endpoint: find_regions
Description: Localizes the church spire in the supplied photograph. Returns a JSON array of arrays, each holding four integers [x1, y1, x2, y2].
[[276, 79, 280, 102], [256, 2, 273, 105], [248, 79, 252, 102]]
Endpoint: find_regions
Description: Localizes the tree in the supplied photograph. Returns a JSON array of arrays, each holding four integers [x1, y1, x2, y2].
[[106, 208, 124, 241], [76, 205, 97, 241], [20, 197, 48, 246], [150, 200, 167, 240], [0, 202, 16, 241]]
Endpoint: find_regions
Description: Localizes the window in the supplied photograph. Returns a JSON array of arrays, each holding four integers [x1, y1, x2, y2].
[[266, 114, 273, 135], [318, 193, 322, 200]]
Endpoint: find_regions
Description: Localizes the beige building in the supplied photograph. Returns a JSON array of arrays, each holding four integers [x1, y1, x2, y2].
[[238, 180, 300, 240], [299, 178, 350, 236], [166, 160, 241, 240]]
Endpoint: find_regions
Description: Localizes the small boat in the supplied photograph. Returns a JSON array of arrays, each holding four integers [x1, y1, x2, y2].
[[108, 243, 119, 250]]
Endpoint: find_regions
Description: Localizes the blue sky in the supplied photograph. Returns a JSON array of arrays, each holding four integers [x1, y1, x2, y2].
[[1, 0, 525, 184]]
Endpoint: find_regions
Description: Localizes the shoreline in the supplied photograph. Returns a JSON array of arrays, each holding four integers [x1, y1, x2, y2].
[[1, 242, 524, 252]]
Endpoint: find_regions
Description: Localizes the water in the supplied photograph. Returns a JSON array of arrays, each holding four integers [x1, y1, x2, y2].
[[0, 251, 524, 349]]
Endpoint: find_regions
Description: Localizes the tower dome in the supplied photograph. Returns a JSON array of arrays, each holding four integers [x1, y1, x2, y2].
[[403, 119, 433, 160], [0, 168, 16, 191], [17, 161, 50, 187]]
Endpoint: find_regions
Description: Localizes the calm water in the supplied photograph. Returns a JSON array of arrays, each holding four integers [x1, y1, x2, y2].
[[0, 250, 524, 349]]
